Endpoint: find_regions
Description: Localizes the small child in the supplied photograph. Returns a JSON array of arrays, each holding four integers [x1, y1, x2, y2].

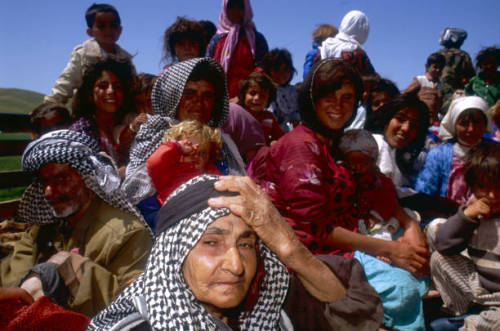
[[114, 73, 157, 151], [466, 46, 500, 106], [160, 17, 206, 72], [146, 120, 222, 206], [339, 129, 425, 246], [261, 48, 300, 132], [303, 24, 337, 79], [237, 72, 284, 145], [29, 103, 71, 138], [430, 141, 500, 330], [487, 99, 500, 142], [44, 3, 134, 105], [403, 52, 445, 126]]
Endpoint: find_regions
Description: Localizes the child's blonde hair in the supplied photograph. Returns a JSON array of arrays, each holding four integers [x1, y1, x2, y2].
[[162, 120, 222, 161], [489, 99, 500, 125]]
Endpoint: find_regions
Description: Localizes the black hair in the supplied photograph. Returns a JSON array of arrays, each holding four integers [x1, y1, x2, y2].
[[426, 52, 445, 68], [237, 72, 277, 108], [72, 59, 135, 124], [85, 3, 121, 28], [199, 20, 217, 46], [464, 141, 500, 188], [261, 48, 297, 86], [30, 103, 71, 136], [366, 77, 400, 113], [162, 17, 206, 63], [475, 46, 500, 69], [227, 0, 244, 10], [299, 58, 363, 139], [186, 61, 227, 124], [365, 91, 429, 175]]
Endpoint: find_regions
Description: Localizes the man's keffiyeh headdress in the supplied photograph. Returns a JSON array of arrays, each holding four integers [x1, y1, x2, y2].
[[18, 130, 145, 227]]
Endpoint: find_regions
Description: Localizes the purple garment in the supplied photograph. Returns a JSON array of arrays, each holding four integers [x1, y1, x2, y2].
[[216, 0, 256, 72], [222, 103, 265, 158], [446, 153, 471, 205]]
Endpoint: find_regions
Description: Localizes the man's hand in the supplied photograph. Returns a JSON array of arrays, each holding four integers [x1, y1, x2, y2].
[[0, 287, 34, 304]]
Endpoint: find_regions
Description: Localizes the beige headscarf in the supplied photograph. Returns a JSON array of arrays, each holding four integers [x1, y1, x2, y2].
[[438, 96, 492, 142]]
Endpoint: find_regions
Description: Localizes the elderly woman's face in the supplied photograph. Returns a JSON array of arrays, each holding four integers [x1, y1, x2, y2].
[[177, 79, 215, 123], [314, 81, 356, 130], [183, 213, 257, 315]]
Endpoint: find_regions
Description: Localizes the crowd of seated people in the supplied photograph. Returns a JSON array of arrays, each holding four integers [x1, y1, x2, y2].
[[1, 1, 500, 330]]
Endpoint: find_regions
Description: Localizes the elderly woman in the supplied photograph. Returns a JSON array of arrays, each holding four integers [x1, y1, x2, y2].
[[122, 58, 246, 225], [88, 175, 382, 330]]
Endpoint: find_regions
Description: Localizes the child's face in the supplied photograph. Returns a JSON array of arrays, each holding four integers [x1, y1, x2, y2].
[[135, 91, 153, 114], [182, 134, 211, 171], [370, 91, 389, 112], [384, 107, 420, 149], [455, 110, 487, 147], [426, 63, 443, 81], [269, 63, 291, 86], [93, 70, 124, 114], [345, 151, 376, 177], [480, 55, 499, 75], [174, 38, 200, 61], [472, 183, 500, 214], [244, 83, 269, 113], [87, 12, 122, 48]]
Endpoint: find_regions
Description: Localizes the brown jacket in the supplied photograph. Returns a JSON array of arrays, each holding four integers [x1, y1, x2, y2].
[[0, 198, 152, 317]]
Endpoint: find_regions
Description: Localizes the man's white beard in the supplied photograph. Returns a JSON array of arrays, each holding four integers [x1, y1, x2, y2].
[[50, 203, 78, 219]]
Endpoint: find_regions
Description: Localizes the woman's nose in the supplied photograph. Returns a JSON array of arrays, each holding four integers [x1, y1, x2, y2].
[[223, 247, 244, 275], [400, 120, 411, 132], [44, 184, 54, 198]]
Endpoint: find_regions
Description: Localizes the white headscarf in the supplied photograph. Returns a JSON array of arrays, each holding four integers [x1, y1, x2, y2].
[[320, 10, 369, 59], [438, 96, 492, 142]]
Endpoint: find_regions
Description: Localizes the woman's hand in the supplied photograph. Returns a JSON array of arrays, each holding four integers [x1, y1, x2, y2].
[[129, 113, 148, 133], [389, 240, 429, 276], [0, 287, 34, 304], [464, 197, 492, 220], [208, 176, 347, 302], [208, 176, 298, 258]]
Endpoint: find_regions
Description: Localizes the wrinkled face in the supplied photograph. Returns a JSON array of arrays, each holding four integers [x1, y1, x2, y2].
[[174, 38, 201, 61], [384, 107, 420, 149], [269, 63, 291, 86], [93, 70, 124, 114], [455, 110, 487, 147], [314, 81, 356, 130], [427, 63, 443, 81], [177, 80, 216, 123], [183, 214, 257, 315], [86, 12, 122, 48], [370, 91, 390, 112], [39, 163, 93, 218], [244, 83, 269, 113], [181, 134, 211, 171]]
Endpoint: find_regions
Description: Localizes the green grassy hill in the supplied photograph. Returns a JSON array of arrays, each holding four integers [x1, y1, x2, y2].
[[0, 88, 45, 114]]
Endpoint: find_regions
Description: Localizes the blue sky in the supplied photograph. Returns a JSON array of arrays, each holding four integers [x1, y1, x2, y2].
[[1, 0, 499, 96]]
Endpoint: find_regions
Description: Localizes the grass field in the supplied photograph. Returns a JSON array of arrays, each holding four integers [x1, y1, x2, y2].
[[0, 153, 25, 202], [0, 88, 44, 114]]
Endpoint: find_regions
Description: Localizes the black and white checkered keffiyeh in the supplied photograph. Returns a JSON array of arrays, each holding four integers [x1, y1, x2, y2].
[[89, 175, 290, 330], [18, 130, 147, 230], [123, 58, 245, 204]]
